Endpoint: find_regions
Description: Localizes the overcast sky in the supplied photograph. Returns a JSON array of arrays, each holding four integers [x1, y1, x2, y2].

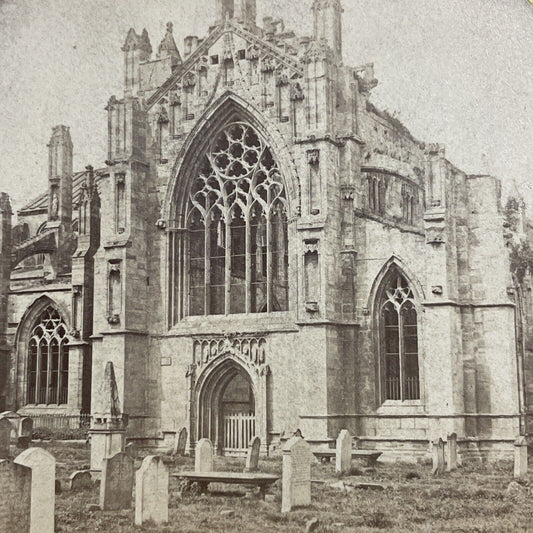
[[0, 0, 532, 213]]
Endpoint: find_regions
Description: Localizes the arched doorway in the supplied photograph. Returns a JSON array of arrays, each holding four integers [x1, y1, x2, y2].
[[197, 360, 257, 456]]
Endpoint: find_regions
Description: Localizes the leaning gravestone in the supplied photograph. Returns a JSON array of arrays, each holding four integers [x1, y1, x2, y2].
[[135, 456, 169, 526], [446, 433, 458, 472], [281, 437, 313, 513], [14, 447, 55, 533], [0, 418, 12, 457], [0, 459, 32, 533], [100, 451, 134, 510], [335, 429, 352, 475], [195, 438, 214, 472], [173, 426, 188, 456], [69, 470, 93, 491], [432, 438, 445, 476], [245, 436, 261, 472]]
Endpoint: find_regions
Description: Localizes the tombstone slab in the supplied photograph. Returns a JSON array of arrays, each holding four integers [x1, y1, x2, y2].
[[100, 452, 134, 510], [335, 430, 352, 475], [245, 436, 261, 472], [282, 437, 312, 513], [125, 442, 136, 459], [195, 438, 214, 472], [0, 418, 12, 457], [69, 470, 93, 491], [514, 436, 528, 480], [446, 433, 458, 472], [14, 447, 55, 533], [19, 418, 33, 438], [0, 459, 32, 533], [135, 455, 169, 526], [432, 438, 445, 476], [173, 426, 188, 456]]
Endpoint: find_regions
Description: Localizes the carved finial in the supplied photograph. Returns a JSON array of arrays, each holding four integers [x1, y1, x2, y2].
[[158, 21, 181, 63]]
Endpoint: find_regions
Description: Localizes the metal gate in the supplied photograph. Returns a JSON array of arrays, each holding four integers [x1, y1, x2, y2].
[[223, 412, 256, 455]]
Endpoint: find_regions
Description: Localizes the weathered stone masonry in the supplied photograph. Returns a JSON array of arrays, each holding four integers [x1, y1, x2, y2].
[[0, 0, 529, 459]]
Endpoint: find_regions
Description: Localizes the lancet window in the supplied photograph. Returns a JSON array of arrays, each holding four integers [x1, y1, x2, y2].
[[27, 306, 69, 405], [175, 122, 289, 320], [379, 272, 420, 401]]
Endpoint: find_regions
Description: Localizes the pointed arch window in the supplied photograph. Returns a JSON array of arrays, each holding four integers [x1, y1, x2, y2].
[[172, 122, 289, 321], [27, 306, 69, 405], [379, 272, 420, 401]]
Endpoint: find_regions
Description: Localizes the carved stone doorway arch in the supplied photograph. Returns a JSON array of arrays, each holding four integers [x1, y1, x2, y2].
[[187, 334, 270, 455]]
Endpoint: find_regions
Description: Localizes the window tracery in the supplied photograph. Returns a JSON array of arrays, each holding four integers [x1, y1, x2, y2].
[[380, 272, 419, 401], [27, 306, 69, 405], [175, 122, 289, 319]]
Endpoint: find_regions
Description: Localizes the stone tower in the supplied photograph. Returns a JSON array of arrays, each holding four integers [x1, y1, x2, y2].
[[312, 0, 343, 62], [122, 28, 152, 97]]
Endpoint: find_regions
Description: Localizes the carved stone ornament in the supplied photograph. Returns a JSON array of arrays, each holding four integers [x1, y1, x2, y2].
[[192, 335, 268, 375], [69, 328, 81, 339], [275, 70, 289, 87], [157, 105, 169, 124], [307, 149, 320, 166], [341, 185, 355, 200], [247, 45, 260, 61], [155, 219, 167, 230], [431, 285, 443, 295], [169, 91, 181, 106], [107, 314, 120, 325], [426, 229, 445, 245], [304, 238, 319, 255], [261, 56, 276, 73], [183, 72, 196, 88], [290, 81, 305, 101]]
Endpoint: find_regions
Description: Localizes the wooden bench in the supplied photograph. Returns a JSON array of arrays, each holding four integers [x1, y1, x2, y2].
[[313, 450, 383, 466], [173, 471, 279, 499]]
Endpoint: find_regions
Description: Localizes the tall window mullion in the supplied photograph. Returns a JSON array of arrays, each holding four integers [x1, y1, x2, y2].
[[224, 216, 232, 315], [245, 206, 252, 313]]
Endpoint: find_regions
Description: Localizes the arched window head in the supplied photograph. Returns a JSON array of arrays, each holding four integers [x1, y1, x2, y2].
[[27, 306, 69, 405], [172, 122, 289, 321], [379, 272, 419, 401]]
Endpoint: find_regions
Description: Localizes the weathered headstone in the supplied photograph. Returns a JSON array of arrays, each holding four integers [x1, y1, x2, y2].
[[173, 426, 188, 456], [100, 451, 134, 510], [14, 447, 55, 533], [125, 442, 136, 459], [244, 436, 261, 472], [0, 459, 32, 533], [69, 470, 93, 491], [446, 433, 458, 472], [514, 436, 528, 480], [281, 437, 313, 513], [0, 418, 12, 457], [432, 438, 445, 476], [134, 455, 169, 526], [0, 411, 20, 437], [19, 417, 33, 438], [335, 429, 352, 475], [195, 438, 213, 472]]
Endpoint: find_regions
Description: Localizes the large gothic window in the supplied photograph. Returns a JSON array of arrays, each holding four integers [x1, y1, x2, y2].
[[379, 273, 420, 401], [179, 122, 288, 318], [27, 307, 69, 405]]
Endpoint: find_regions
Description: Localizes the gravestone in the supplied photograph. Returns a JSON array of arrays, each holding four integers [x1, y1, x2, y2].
[[100, 451, 134, 510], [281, 437, 313, 513], [69, 470, 93, 491], [0, 418, 12, 457], [432, 438, 445, 476], [173, 427, 187, 456], [335, 430, 352, 475], [244, 436, 261, 472], [0, 411, 20, 435], [0, 459, 32, 533], [19, 418, 33, 438], [195, 438, 214, 472], [125, 442, 136, 459], [446, 433, 458, 472], [14, 447, 55, 533], [514, 436, 528, 480], [135, 455, 169, 526]]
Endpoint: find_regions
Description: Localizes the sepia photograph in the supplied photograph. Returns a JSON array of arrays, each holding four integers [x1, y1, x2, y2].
[[0, 0, 533, 531]]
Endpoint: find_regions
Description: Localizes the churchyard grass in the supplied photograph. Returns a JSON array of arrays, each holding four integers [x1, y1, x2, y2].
[[32, 441, 533, 532]]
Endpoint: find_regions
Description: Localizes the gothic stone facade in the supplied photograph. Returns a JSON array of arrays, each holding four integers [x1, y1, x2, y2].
[[0, 0, 528, 458]]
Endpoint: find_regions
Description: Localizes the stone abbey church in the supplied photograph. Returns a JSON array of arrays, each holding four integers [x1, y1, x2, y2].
[[0, 0, 531, 459]]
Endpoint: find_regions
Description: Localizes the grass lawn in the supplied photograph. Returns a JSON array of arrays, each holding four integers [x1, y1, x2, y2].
[[35, 441, 533, 532]]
